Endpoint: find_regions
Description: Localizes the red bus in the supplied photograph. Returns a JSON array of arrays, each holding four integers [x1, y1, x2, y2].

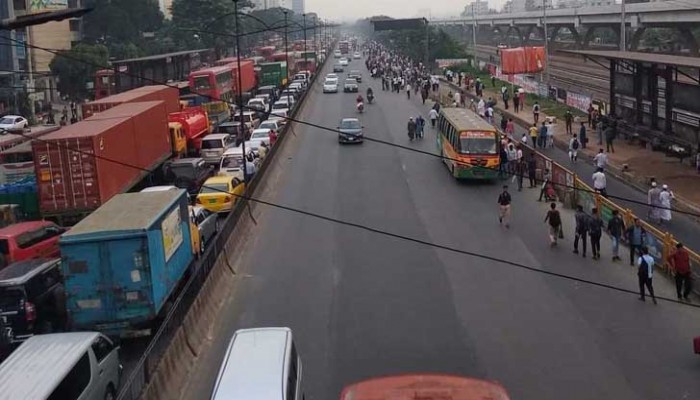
[[255, 46, 276, 61], [340, 374, 511, 400], [188, 65, 234, 103], [94, 69, 115, 100]]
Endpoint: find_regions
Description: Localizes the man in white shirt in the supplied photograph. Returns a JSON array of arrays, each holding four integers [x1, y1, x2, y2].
[[429, 108, 438, 128], [592, 167, 607, 197], [593, 148, 608, 169]]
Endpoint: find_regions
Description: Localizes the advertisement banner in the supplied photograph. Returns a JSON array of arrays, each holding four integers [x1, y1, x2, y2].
[[30, 0, 68, 12], [566, 91, 592, 113], [499, 47, 546, 74], [436, 59, 472, 68], [161, 207, 183, 262]]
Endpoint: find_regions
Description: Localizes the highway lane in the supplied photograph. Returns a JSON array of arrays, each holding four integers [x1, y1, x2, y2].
[[180, 57, 700, 400]]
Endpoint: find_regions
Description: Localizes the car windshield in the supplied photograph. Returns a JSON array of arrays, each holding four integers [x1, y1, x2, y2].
[[221, 155, 244, 169], [201, 139, 224, 149], [259, 122, 275, 129], [0, 117, 15, 125], [272, 103, 287, 110], [217, 125, 240, 135], [325, 80, 337, 85], [459, 137, 498, 155], [200, 183, 229, 194], [192, 76, 211, 90], [340, 120, 360, 130]]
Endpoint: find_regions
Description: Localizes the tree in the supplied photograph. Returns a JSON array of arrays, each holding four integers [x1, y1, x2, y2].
[[375, 27, 467, 63], [49, 44, 110, 101]]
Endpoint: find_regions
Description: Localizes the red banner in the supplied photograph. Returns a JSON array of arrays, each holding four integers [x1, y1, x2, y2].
[[500, 47, 546, 75]]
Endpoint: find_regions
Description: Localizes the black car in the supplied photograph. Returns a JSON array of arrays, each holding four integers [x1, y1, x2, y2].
[[0, 259, 66, 347], [164, 157, 215, 196], [333, 64, 344, 73], [343, 78, 359, 93], [348, 70, 362, 83], [338, 118, 363, 144]]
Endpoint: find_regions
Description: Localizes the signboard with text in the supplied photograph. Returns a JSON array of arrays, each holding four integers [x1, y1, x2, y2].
[[30, 0, 68, 12]]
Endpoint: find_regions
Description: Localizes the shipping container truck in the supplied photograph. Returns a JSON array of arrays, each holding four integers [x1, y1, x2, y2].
[[168, 106, 210, 155], [33, 101, 172, 226], [339, 41, 349, 54], [59, 190, 193, 337], [295, 59, 317, 74], [81, 85, 180, 119], [258, 61, 288, 88]]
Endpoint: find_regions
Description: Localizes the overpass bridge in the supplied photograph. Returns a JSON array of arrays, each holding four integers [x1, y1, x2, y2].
[[430, 2, 700, 54]]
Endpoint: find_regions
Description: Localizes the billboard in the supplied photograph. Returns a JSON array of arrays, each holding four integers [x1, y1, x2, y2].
[[30, 0, 68, 12]]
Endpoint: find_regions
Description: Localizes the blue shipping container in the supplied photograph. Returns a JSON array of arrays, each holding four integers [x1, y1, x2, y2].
[[59, 189, 193, 335]]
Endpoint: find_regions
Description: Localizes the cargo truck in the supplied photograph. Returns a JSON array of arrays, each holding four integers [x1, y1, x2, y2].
[[168, 106, 210, 155], [258, 61, 288, 88], [81, 85, 180, 119], [59, 190, 193, 337], [33, 101, 172, 226]]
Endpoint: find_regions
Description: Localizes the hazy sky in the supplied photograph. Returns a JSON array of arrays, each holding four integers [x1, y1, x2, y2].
[[306, 0, 509, 21]]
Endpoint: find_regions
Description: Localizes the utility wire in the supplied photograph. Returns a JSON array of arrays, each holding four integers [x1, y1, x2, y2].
[[11, 129, 699, 309], [2, 35, 698, 219]]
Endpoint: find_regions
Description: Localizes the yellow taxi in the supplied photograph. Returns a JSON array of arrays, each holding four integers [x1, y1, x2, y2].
[[196, 175, 245, 213]]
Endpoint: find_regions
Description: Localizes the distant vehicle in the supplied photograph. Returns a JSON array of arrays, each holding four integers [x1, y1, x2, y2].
[[353, 51, 361, 59], [233, 111, 260, 130], [200, 133, 236, 165], [247, 128, 272, 153], [333, 64, 344, 73], [0, 115, 28, 132], [271, 102, 291, 119], [338, 118, 364, 144], [339, 374, 511, 400], [0, 221, 65, 270], [289, 82, 305, 93], [196, 175, 245, 213], [189, 205, 217, 254], [348, 70, 362, 83], [257, 85, 279, 101], [343, 78, 359, 93], [247, 97, 268, 113], [0, 258, 66, 345], [215, 121, 246, 144], [323, 78, 339, 93], [258, 119, 281, 135], [268, 109, 289, 126], [162, 157, 214, 196], [339, 57, 349, 66], [219, 146, 250, 180], [0, 332, 121, 400], [325, 73, 338, 80], [334, 49, 341, 58]]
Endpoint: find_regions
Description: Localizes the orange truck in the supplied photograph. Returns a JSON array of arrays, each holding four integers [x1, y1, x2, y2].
[[168, 107, 210, 155]]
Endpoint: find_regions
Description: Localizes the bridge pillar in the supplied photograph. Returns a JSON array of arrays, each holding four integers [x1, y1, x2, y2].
[[630, 27, 646, 51], [677, 27, 699, 56]]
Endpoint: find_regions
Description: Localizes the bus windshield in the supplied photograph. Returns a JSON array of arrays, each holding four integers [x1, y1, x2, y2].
[[459, 131, 498, 155], [192, 76, 212, 90]]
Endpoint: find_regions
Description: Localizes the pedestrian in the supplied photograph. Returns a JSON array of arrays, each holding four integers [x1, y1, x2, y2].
[[429, 108, 438, 128], [469, 99, 477, 113], [533, 101, 540, 124], [658, 184, 674, 225], [407, 117, 417, 141], [546, 120, 555, 148], [568, 133, 580, 162], [521, 132, 529, 146], [477, 97, 486, 117], [244, 154, 257, 181], [529, 123, 539, 148], [491, 75, 496, 87], [528, 156, 537, 188], [573, 205, 589, 257], [596, 117, 604, 145], [544, 202, 562, 247], [406, 83, 412, 99], [515, 158, 526, 191], [593, 148, 607, 170], [499, 145, 508, 179], [506, 118, 515, 137], [637, 246, 657, 304], [538, 122, 547, 149], [626, 218, 646, 266], [454, 90, 461, 107], [669, 243, 692, 301], [607, 209, 625, 262], [592, 167, 607, 197], [497, 185, 512, 228], [579, 121, 587, 149], [604, 124, 615, 153], [538, 168, 552, 201], [486, 106, 494, 124], [500, 114, 508, 132], [565, 110, 573, 135], [587, 103, 594, 128], [416, 115, 425, 138], [513, 91, 520, 112], [503, 87, 510, 110], [588, 207, 604, 260], [647, 182, 661, 222], [518, 88, 525, 110]]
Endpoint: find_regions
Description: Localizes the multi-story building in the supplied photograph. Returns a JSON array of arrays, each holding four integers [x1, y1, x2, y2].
[[502, 1, 514, 13], [525, 0, 553, 11], [292, 0, 305, 15], [557, 0, 615, 7], [462, 1, 489, 16]]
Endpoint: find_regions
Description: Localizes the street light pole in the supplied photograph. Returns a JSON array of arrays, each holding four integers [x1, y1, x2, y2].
[[283, 10, 290, 109], [232, 0, 248, 185], [472, 3, 477, 67], [303, 14, 308, 71], [543, 0, 550, 85], [620, 0, 626, 51]]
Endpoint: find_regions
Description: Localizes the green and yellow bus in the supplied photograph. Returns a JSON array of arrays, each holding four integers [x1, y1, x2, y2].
[[436, 107, 501, 180]]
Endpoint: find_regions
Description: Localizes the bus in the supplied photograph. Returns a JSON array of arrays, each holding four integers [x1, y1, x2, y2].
[[0, 141, 33, 185], [254, 46, 276, 61], [436, 107, 501, 180], [339, 40, 349, 54], [188, 65, 234, 103], [93, 69, 115, 100], [340, 374, 511, 400]]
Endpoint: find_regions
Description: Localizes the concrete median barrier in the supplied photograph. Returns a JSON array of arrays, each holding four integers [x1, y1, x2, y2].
[[142, 330, 194, 400]]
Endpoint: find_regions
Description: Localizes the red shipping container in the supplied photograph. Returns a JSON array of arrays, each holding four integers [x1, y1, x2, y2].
[[82, 85, 179, 118], [500, 46, 546, 75], [34, 101, 172, 218], [231, 60, 257, 94]]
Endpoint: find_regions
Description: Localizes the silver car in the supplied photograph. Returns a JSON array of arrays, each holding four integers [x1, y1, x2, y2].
[[190, 205, 218, 253], [200, 134, 237, 165]]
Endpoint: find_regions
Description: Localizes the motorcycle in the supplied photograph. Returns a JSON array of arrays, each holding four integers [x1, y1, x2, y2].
[[357, 102, 364, 113], [367, 94, 374, 104]]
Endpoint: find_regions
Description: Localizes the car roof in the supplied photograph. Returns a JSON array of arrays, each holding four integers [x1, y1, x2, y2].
[[170, 157, 205, 166], [211, 327, 292, 400], [0, 258, 60, 286], [204, 175, 234, 185], [0, 332, 104, 399], [252, 128, 270, 135], [0, 220, 55, 237], [341, 118, 360, 123], [141, 185, 179, 193], [203, 133, 231, 140], [222, 146, 246, 156], [0, 115, 22, 119]]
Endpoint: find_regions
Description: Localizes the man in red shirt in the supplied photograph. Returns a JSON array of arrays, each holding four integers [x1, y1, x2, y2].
[[669, 242, 692, 301]]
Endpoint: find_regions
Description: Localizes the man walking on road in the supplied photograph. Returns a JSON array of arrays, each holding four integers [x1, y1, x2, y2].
[[573, 206, 589, 257], [588, 208, 604, 260], [669, 243, 692, 301], [528, 156, 537, 188], [429, 108, 438, 128], [533, 102, 541, 124], [626, 218, 646, 266], [529, 123, 538, 148], [545, 202, 562, 247], [513, 91, 520, 112], [607, 210, 625, 262], [647, 182, 661, 222], [592, 168, 607, 197], [565, 110, 573, 135], [568, 134, 580, 162], [593, 148, 608, 170], [637, 246, 657, 304], [498, 185, 512, 228], [538, 122, 547, 149]]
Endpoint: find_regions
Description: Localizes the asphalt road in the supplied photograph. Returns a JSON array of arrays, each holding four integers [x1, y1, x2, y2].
[[181, 57, 700, 400]]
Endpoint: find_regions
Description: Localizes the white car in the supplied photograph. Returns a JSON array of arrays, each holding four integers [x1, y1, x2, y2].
[[334, 50, 341, 58], [339, 57, 349, 66], [258, 119, 281, 134], [326, 73, 338, 80], [268, 109, 289, 125], [353, 52, 361, 59], [247, 98, 267, 112], [247, 128, 271, 153], [0, 115, 28, 132], [323, 78, 339, 93]]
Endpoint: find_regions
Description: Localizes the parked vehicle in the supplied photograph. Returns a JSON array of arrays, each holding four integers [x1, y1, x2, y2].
[[0, 332, 121, 400], [168, 107, 210, 156], [333, 64, 344, 73], [0, 258, 66, 345], [196, 176, 245, 213], [233, 111, 261, 131], [258, 61, 288, 88], [59, 190, 193, 336], [0, 115, 28, 132], [256, 85, 279, 102], [0, 221, 66, 270], [246, 129, 272, 154], [200, 133, 236, 165], [189, 205, 217, 254], [163, 157, 214, 196], [81, 85, 179, 119], [210, 327, 304, 400]]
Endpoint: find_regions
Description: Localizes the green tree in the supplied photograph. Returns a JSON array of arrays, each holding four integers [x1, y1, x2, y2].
[[49, 44, 110, 101]]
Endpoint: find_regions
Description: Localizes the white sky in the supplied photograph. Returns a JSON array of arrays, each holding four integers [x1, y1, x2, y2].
[[306, 0, 509, 21]]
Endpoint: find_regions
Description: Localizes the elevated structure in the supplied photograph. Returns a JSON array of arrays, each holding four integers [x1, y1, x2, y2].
[[432, 2, 700, 54]]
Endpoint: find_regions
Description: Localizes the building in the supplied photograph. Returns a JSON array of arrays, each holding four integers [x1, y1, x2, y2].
[[292, 0, 304, 15], [557, 0, 615, 7], [251, 0, 284, 10], [462, 1, 489, 16], [158, 0, 173, 19], [510, 0, 528, 12], [525, 0, 553, 11], [502, 1, 514, 13]]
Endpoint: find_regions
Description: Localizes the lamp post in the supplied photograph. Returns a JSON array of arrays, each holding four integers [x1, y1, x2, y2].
[[620, 0, 626, 51], [303, 14, 308, 71], [232, 0, 248, 185], [472, 3, 477, 66], [283, 10, 290, 109], [543, 0, 550, 85]]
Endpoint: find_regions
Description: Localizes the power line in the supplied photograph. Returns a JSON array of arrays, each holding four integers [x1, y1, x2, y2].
[[3, 35, 697, 220], [10, 129, 697, 309]]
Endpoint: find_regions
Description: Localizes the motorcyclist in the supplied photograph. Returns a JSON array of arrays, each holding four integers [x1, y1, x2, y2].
[[366, 88, 374, 103], [356, 94, 364, 104]]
